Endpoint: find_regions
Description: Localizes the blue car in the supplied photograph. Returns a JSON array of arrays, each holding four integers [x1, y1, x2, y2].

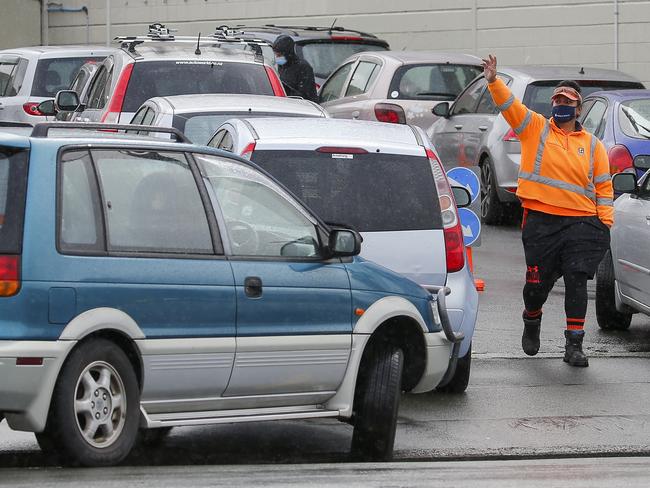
[[579, 90, 650, 178], [0, 123, 462, 466]]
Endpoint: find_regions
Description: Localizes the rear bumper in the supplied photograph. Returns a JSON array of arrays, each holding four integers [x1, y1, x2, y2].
[[0, 340, 74, 432], [492, 143, 521, 203]]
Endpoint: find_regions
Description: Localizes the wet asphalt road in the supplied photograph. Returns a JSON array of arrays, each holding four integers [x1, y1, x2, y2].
[[1, 223, 650, 484]]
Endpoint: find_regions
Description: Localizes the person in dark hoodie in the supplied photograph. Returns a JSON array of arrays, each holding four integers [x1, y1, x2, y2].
[[272, 35, 318, 102]]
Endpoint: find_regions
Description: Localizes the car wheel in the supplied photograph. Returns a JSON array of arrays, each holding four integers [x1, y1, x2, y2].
[[480, 157, 508, 225], [436, 343, 471, 394], [39, 338, 140, 466], [596, 250, 633, 330], [351, 344, 404, 461]]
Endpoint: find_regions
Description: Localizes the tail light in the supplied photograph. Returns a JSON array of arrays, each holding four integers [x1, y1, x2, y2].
[[608, 145, 634, 174], [503, 128, 519, 142], [426, 148, 465, 273], [23, 103, 44, 116], [101, 63, 134, 124], [331, 35, 363, 41], [241, 142, 256, 160], [265, 66, 286, 97], [374, 103, 406, 124], [0, 255, 20, 297]]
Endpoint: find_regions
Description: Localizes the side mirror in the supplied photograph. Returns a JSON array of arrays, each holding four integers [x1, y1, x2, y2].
[[55, 90, 80, 112], [328, 228, 362, 257], [612, 172, 637, 194], [432, 101, 450, 118], [36, 99, 56, 116], [452, 185, 471, 208]]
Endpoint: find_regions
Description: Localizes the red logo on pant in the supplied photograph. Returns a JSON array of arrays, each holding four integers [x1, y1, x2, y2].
[[527, 265, 541, 284]]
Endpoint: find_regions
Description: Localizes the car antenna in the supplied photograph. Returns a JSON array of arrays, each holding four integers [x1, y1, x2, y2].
[[329, 17, 337, 35], [195, 32, 202, 55], [579, 67, 585, 74]]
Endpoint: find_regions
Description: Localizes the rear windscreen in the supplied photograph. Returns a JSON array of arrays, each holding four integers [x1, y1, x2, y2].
[[0, 148, 29, 254], [297, 42, 387, 80], [389, 64, 482, 101], [523, 80, 645, 118], [31, 56, 105, 97], [251, 150, 442, 232], [123, 61, 274, 112]]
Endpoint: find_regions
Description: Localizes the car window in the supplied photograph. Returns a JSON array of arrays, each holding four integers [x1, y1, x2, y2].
[[581, 100, 607, 136], [196, 154, 321, 258], [619, 98, 650, 140], [31, 56, 104, 97], [0, 56, 28, 97], [121, 61, 273, 113], [0, 148, 28, 254], [252, 150, 443, 232], [69, 67, 90, 95], [475, 75, 511, 114], [208, 129, 226, 148], [93, 149, 213, 254], [451, 77, 487, 115], [297, 42, 387, 80], [523, 80, 645, 118], [218, 131, 234, 152], [129, 106, 148, 125], [58, 151, 103, 252], [345, 61, 379, 97], [389, 64, 482, 101], [142, 107, 156, 125], [86, 65, 111, 110], [319, 62, 354, 103]]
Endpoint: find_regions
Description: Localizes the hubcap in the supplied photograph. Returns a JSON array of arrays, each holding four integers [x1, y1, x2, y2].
[[74, 361, 126, 448]]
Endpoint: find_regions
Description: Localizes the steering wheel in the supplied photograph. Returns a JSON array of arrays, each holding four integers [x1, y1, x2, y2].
[[226, 220, 259, 255]]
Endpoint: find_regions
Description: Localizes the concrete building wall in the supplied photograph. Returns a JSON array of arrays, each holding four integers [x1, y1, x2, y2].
[[0, 0, 41, 49], [6, 0, 650, 85]]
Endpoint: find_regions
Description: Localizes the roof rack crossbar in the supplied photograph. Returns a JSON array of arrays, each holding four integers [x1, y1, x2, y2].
[[31, 123, 191, 144], [262, 24, 378, 38]]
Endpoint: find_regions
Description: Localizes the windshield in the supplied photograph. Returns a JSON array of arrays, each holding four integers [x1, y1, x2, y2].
[[619, 99, 650, 139], [122, 61, 274, 112], [0, 148, 28, 254], [251, 150, 442, 231], [31, 57, 105, 97], [298, 42, 387, 79], [389, 64, 482, 101], [523, 80, 645, 118]]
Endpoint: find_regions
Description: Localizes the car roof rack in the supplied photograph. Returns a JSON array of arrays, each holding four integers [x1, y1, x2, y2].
[[246, 24, 380, 39], [114, 22, 272, 61], [30, 123, 191, 144]]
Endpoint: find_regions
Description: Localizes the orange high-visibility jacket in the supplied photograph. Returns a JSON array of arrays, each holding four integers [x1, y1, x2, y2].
[[487, 78, 614, 227]]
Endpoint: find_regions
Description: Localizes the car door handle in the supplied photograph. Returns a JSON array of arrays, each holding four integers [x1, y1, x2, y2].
[[454, 125, 463, 130], [479, 126, 488, 131], [351, 110, 360, 119], [244, 276, 263, 298]]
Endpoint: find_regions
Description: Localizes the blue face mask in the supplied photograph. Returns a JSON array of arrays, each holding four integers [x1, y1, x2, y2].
[[275, 56, 287, 66], [552, 104, 577, 124]]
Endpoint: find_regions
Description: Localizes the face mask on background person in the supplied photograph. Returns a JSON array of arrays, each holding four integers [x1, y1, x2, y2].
[[552, 104, 577, 124], [275, 56, 287, 66]]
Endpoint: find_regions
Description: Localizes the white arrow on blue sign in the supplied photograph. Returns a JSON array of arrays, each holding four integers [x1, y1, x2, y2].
[[447, 167, 480, 204], [458, 208, 481, 247]]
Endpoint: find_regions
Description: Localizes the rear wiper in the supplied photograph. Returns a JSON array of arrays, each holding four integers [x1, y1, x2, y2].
[[621, 107, 650, 139]]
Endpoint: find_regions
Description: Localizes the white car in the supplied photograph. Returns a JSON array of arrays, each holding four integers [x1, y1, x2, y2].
[[208, 117, 479, 393], [128, 94, 328, 144], [0, 45, 114, 125]]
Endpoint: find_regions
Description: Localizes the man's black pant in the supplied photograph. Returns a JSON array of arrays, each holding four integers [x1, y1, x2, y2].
[[521, 210, 610, 327]]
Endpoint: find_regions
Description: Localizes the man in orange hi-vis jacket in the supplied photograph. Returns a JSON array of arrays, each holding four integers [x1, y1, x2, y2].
[[482, 55, 613, 367]]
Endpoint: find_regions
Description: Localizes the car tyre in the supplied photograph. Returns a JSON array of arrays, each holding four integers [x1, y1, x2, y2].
[[351, 344, 404, 461], [480, 157, 508, 225], [436, 343, 471, 394], [39, 338, 140, 466], [596, 250, 633, 330]]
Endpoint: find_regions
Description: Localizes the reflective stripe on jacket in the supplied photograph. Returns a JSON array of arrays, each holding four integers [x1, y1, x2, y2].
[[487, 78, 614, 227]]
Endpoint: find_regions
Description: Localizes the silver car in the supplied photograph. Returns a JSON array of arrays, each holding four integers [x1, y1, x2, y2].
[[595, 171, 650, 330], [208, 117, 479, 393], [128, 93, 328, 144], [319, 51, 482, 131], [0, 45, 114, 124], [428, 66, 645, 225]]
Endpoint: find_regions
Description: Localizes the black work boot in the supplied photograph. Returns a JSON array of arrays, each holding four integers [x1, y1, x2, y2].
[[564, 330, 589, 367], [522, 312, 541, 356]]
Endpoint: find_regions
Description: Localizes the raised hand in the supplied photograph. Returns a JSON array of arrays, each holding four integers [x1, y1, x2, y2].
[[481, 54, 497, 83]]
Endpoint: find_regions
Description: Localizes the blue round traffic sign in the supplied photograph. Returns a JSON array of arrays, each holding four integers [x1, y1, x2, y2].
[[447, 167, 480, 204], [458, 208, 481, 247]]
